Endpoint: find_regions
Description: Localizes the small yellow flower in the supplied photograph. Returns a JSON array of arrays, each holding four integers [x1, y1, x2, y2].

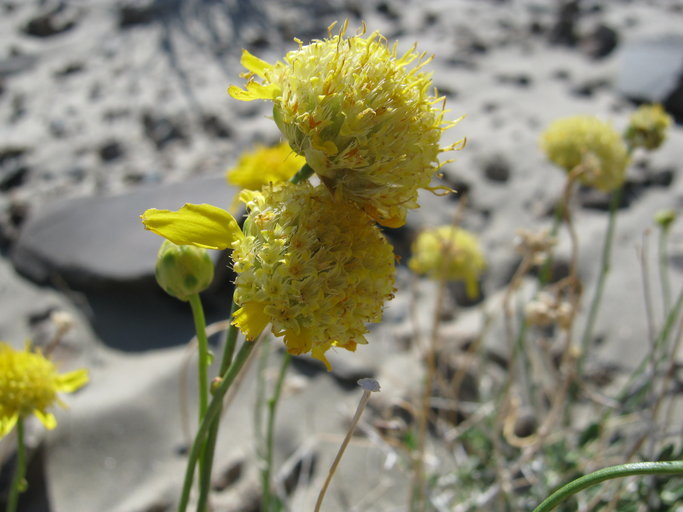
[[155, 240, 215, 301], [0, 342, 89, 437], [540, 115, 630, 192], [624, 104, 672, 151], [408, 226, 485, 298], [228, 21, 462, 228], [226, 142, 306, 190], [232, 182, 396, 370]]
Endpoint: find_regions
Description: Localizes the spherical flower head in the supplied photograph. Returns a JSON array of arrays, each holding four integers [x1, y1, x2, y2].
[[0, 342, 89, 437], [540, 115, 630, 192], [230, 182, 396, 370], [226, 142, 306, 190], [228, 22, 460, 228], [155, 239, 215, 301], [408, 226, 485, 298], [624, 104, 672, 151]]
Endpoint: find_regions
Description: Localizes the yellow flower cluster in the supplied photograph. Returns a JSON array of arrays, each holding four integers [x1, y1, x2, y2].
[[226, 142, 306, 190], [228, 22, 460, 228], [540, 115, 630, 192], [408, 226, 485, 298], [231, 182, 396, 369], [624, 104, 672, 151], [0, 342, 88, 437]]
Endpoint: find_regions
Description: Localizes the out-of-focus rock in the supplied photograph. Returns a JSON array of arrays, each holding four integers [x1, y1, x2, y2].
[[11, 175, 237, 288], [616, 35, 683, 122]]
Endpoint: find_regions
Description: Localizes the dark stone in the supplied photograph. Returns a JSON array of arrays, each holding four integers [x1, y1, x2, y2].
[[496, 73, 533, 87], [583, 24, 619, 59], [549, 0, 580, 47], [376, 1, 400, 21], [118, 0, 160, 28], [0, 147, 29, 191], [201, 114, 232, 139], [142, 111, 187, 149], [98, 140, 125, 162], [54, 61, 85, 78], [571, 78, 610, 98], [483, 155, 511, 183], [23, 3, 80, 38]]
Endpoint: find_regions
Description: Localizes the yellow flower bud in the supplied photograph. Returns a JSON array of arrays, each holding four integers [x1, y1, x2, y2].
[[540, 115, 630, 192], [226, 141, 306, 190], [228, 21, 462, 228], [624, 104, 672, 151], [230, 182, 396, 370], [155, 240, 215, 301], [408, 226, 485, 299], [655, 209, 676, 230], [0, 342, 88, 437]]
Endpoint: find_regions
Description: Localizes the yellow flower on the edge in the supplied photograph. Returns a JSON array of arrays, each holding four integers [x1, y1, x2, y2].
[[227, 142, 306, 190], [540, 115, 629, 192], [233, 182, 396, 370], [409, 226, 485, 299], [0, 342, 89, 437], [228, 21, 462, 228]]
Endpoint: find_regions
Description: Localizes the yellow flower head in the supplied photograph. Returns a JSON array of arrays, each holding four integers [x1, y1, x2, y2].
[[228, 21, 461, 228], [408, 226, 485, 298], [231, 182, 396, 370], [624, 104, 672, 151], [226, 142, 306, 190], [540, 115, 630, 192], [0, 342, 89, 437]]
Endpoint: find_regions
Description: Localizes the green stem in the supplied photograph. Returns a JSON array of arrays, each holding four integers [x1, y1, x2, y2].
[[262, 352, 291, 511], [188, 295, 210, 421], [177, 338, 258, 512], [290, 163, 315, 184], [532, 461, 683, 512], [659, 226, 672, 317], [578, 186, 621, 372], [197, 301, 240, 508], [6, 419, 27, 512]]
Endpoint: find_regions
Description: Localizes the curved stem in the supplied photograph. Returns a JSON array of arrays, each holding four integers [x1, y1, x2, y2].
[[262, 352, 292, 510], [177, 338, 258, 512], [6, 419, 27, 512], [532, 461, 683, 512], [578, 186, 621, 373]]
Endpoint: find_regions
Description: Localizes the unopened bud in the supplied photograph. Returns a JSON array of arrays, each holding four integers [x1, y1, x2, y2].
[[624, 104, 672, 151], [155, 240, 214, 301]]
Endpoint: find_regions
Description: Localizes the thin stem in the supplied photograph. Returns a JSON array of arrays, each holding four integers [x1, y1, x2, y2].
[[578, 186, 621, 373], [188, 294, 210, 420], [6, 419, 27, 512], [188, 294, 210, 511], [177, 338, 258, 512], [262, 352, 292, 511], [314, 390, 373, 512], [290, 163, 315, 185], [532, 461, 683, 512], [659, 226, 672, 318]]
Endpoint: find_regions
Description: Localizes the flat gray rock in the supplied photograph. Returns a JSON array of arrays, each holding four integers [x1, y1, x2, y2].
[[11, 174, 238, 288]]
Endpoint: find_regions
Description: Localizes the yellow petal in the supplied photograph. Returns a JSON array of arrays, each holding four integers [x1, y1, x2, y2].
[[232, 302, 270, 341], [240, 49, 273, 78], [311, 343, 332, 372], [141, 203, 242, 250], [34, 410, 57, 430], [228, 82, 280, 101], [283, 328, 313, 356], [0, 414, 18, 438], [55, 368, 89, 393]]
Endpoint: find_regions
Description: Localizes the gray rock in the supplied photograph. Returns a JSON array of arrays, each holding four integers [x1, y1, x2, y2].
[[11, 174, 239, 288], [616, 35, 683, 121]]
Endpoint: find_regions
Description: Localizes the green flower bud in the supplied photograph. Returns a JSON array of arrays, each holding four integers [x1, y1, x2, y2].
[[155, 240, 215, 301], [655, 209, 676, 231], [624, 104, 672, 151]]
